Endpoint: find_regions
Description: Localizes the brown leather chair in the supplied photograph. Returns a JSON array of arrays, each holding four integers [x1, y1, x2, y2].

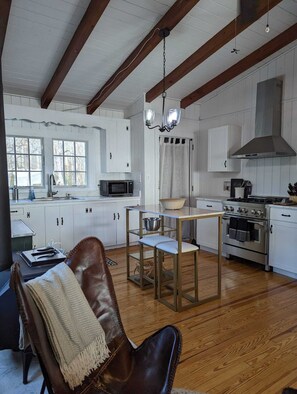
[[10, 237, 182, 394]]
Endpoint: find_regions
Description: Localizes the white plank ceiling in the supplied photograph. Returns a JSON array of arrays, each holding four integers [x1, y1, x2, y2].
[[2, 0, 297, 110]]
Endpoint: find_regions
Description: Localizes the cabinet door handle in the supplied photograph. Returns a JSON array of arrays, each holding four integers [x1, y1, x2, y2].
[[56, 218, 59, 226], [206, 205, 213, 208], [270, 224, 273, 234], [61, 217, 64, 225], [127, 163, 129, 167], [113, 213, 116, 220], [281, 214, 291, 217], [224, 160, 227, 168], [86, 208, 88, 213], [27, 212, 30, 218], [90, 208, 92, 213], [10, 210, 18, 213], [110, 152, 112, 160], [117, 213, 120, 220]]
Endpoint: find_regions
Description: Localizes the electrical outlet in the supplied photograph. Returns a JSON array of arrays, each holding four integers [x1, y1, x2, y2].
[[224, 181, 231, 191]]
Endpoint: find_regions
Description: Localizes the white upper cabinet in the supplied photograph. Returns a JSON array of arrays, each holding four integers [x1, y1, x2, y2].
[[100, 119, 131, 173], [208, 125, 241, 172]]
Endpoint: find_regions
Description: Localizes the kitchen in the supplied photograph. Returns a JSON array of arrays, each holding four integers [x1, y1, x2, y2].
[[1, 1, 297, 393]]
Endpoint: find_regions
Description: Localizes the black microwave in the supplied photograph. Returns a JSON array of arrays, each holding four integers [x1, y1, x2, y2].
[[100, 180, 134, 197]]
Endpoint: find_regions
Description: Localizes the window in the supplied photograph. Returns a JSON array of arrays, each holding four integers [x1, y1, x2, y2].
[[53, 139, 87, 186], [6, 136, 44, 187]]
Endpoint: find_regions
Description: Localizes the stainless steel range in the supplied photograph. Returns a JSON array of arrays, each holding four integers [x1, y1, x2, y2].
[[222, 196, 283, 270]]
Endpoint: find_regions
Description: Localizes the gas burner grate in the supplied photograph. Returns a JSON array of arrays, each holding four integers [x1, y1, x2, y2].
[[227, 196, 284, 204]]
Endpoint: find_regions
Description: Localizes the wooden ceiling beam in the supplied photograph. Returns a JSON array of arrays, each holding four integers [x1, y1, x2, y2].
[[145, 0, 282, 103], [87, 0, 200, 114], [180, 23, 297, 109], [0, 0, 12, 57], [41, 0, 110, 109]]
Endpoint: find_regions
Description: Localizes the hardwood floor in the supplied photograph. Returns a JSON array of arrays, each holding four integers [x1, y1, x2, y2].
[[106, 246, 297, 394]]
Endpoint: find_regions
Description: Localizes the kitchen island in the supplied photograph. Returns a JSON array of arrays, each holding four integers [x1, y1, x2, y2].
[[126, 204, 224, 310]]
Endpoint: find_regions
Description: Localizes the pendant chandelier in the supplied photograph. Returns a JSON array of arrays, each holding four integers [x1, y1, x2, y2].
[[144, 28, 181, 132]]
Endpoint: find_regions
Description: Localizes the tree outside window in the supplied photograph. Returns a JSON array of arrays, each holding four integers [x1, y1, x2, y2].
[[53, 139, 87, 186]]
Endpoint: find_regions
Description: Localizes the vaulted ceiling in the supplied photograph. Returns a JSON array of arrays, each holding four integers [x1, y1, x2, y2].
[[2, 0, 297, 113]]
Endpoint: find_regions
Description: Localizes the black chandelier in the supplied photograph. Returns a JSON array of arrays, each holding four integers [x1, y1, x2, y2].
[[144, 28, 181, 132]]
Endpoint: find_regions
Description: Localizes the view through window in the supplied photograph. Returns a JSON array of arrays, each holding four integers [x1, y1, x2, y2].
[[53, 139, 87, 186], [6, 136, 43, 187]]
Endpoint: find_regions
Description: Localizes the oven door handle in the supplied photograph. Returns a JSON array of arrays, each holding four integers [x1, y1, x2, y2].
[[247, 220, 266, 227]]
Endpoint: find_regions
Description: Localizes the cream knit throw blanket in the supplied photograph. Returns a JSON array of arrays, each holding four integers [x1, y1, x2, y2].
[[25, 262, 110, 389]]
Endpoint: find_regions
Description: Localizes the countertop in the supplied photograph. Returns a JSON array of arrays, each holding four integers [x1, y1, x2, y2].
[[127, 204, 224, 219], [10, 195, 140, 205], [196, 196, 227, 202], [11, 219, 35, 238]]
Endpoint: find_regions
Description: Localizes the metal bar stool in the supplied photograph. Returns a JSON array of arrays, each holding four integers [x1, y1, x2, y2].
[[138, 236, 174, 298], [156, 241, 199, 312]]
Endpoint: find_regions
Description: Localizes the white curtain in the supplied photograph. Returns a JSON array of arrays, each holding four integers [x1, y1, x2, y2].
[[159, 137, 191, 239], [159, 137, 190, 202]]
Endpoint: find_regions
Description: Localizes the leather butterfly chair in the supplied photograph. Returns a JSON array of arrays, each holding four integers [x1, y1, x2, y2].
[[10, 237, 182, 394]]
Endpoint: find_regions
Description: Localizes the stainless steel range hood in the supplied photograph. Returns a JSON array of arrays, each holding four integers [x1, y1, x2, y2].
[[231, 78, 296, 159]]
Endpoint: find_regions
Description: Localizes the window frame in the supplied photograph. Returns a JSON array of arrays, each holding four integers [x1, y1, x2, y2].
[[6, 135, 45, 188], [52, 138, 88, 187]]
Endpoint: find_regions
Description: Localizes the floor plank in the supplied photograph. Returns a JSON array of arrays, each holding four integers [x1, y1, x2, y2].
[[106, 246, 297, 393]]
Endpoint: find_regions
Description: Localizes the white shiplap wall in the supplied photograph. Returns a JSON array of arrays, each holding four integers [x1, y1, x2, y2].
[[198, 44, 297, 198]]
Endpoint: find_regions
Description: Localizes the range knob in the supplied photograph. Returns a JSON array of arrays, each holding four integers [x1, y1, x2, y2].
[[237, 207, 242, 213], [223, 206, 229, 211], [256, 210, 263, 216], [229, 206, 234, 211], [243, 208, 248, 214], [251, 209, 256, 215]]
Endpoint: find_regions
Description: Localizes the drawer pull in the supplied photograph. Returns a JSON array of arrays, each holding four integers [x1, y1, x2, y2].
[[281, 214, 291, 217], [10, 210, 18, 213], [206, 205, 213, 208]]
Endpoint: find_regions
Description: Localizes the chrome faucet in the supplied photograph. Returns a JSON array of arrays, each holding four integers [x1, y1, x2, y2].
[[48, 174, 58, 197]]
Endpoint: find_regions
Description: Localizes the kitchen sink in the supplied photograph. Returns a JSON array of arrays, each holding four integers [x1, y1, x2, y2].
[[34, 196, 80, 202]]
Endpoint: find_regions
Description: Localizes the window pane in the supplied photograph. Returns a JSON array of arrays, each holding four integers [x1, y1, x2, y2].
[[54, 172, 64, 186], [76, 141, 85, 156], [6, 137, 14, 153], [53, 140, 63, 155], [7, 154, 15, 171], [6, 136, 44, 188], [17, 172, 29, 187], [52, 139, 87, 187], [29, 138, 42, 154], [16, 155, 29, 171], [54, 156, 64, 172], [64, 156, 75, 171], [64, 141, 74, 156], [65, 172, 75, 186], [76, 157, 86, 171], [30, 172, 42, 186], [76, 172, 86, 186], [15, 138, 28, 154], [30, 155, 42, 171]]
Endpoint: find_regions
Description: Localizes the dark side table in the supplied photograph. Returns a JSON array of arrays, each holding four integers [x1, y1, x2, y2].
[[0, 253, 57, 384]]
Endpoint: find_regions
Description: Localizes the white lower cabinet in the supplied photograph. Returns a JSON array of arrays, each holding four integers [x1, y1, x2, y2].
[[196, 199, 222, 252], [73, 203, 116, 247], [73, 199, 140, 247], [44, 205, 74, 253], [269, 206, 297, 276], [10, 205, 45, 248]]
